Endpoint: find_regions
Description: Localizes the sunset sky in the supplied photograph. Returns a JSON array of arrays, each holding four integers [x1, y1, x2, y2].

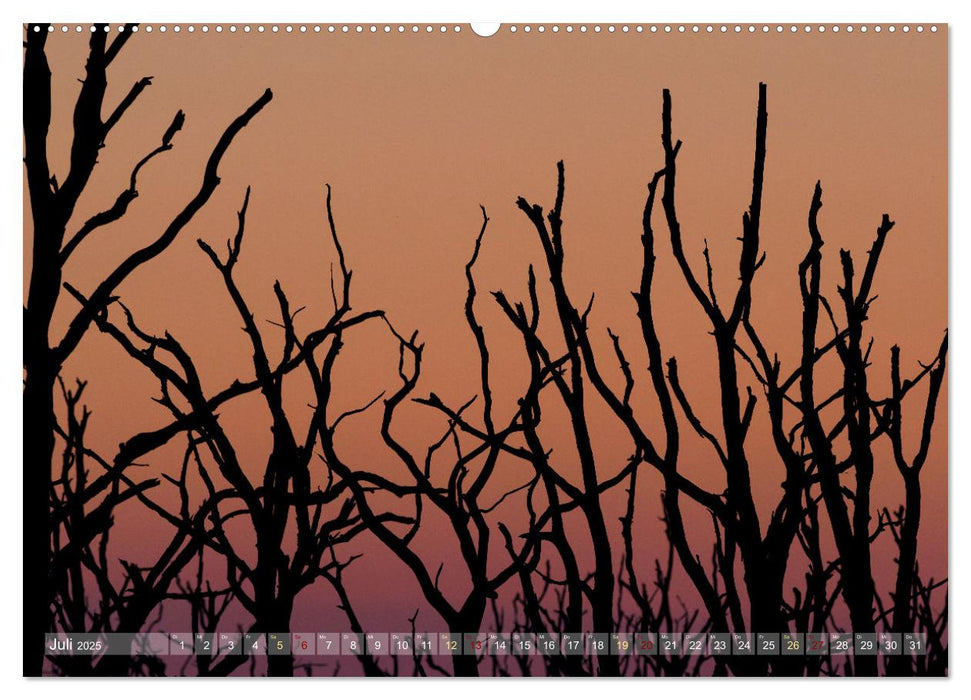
[[27, 25, 947, 641]]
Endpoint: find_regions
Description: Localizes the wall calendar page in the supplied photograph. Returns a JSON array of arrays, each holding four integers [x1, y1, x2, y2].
[[22, 17, 948, 679]]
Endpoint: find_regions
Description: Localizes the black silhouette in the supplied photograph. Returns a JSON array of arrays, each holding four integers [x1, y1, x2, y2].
[[24, 23, 271, 675]]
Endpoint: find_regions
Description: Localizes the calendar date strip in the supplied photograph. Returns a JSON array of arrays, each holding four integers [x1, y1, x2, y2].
[[45, 631, 928, 657]]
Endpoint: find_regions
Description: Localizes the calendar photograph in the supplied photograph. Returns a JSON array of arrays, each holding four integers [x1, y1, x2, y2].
[[22, 21, 947, 677]]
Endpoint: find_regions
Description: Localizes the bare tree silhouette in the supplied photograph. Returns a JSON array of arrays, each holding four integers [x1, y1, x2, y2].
[[650, 84, 947, 676], [24, 24, 271, 675], [48, 377, 243, 677], [453, 83, 948, 677], [491, 160, 735, 674], [787, 183, 948, 675], [880, 333, 948, 676], [76, 186, 392, 675], [303, 206, 624, 676]]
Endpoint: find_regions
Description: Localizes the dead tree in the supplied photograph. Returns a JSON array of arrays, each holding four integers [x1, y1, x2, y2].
[[502, 84, 946, 677], [499, 157, 732, 675], [885, 338, 947, 640], [791, 184, 948, 675], [655, 86, 947, 675], [305, 206, 636, 676], [48, 380, 220, 676], [23, 23, 271, 675], [80, 187, 390, 676], [499, 183, 638, 677], [652, 86, 816, 673]]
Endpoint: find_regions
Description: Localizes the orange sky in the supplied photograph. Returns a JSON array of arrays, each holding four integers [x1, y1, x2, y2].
[[27, 26, 947, 635]]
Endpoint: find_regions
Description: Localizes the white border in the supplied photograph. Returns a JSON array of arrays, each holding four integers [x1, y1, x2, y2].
[[3, 1, 966, 698]]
